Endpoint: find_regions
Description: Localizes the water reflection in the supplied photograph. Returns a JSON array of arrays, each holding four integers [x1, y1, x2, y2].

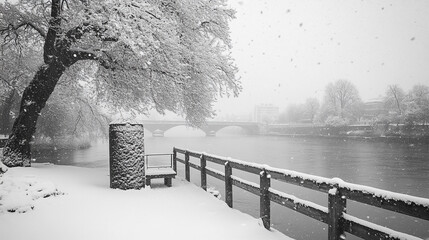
[[32, 140, 109, 168]]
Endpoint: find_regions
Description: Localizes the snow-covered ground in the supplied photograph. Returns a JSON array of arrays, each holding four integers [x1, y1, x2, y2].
[[0, 163, 292, 240]]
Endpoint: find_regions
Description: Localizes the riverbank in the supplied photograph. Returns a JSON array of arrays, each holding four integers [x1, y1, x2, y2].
[[0, 164, 291, 240], [0, 135, 92, 151], [266, 124, 429, 144], [267, 132, 429, 144]]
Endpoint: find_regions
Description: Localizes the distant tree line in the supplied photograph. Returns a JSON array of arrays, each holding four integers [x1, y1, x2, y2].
[[278, 79, 429, 127], [381, 84, 429, 126]]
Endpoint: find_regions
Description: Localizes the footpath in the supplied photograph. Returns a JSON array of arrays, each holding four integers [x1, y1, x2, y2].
[[0, 163, 292, 240]]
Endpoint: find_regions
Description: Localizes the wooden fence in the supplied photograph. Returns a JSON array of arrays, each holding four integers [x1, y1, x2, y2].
[[173, 147, 429, 240]]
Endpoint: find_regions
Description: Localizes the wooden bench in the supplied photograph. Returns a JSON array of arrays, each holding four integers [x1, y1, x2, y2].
[[144, 153, 176, 187]]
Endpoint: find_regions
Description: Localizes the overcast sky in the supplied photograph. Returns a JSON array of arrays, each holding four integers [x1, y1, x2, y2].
[[215, 0, 429, 115]]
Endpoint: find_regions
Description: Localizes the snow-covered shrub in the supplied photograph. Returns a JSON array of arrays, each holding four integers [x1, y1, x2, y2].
[[207, 186, 221, 199], [325, 116, 350, 127], [0, 175, 63, 213]]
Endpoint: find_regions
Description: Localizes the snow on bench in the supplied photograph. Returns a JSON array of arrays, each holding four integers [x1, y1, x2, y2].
[[144, 154, 177, 187]]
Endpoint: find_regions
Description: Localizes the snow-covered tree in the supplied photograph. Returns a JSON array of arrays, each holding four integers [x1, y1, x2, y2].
[[278, 98, 320, 124], [304, 97, 319, 123], [0, 0, 240, 167], [278, 103, 304, 123], [321, 79, 361, 123], [403, 84, 429, 125], [384, 84, 405, 116], [0, 41, 40, 135]]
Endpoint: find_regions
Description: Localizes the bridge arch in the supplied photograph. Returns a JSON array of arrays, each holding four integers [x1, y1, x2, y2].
[[143, 123, 185, 137], [200, 125, 259, 136], [141, 121, 259, 137], [213, 126, 253, 136], [163, 125, 205, 137], [144, 124, 203, 137]]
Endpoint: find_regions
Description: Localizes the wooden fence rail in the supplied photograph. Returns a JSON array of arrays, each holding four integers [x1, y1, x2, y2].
[[173, 147, 429, 240]]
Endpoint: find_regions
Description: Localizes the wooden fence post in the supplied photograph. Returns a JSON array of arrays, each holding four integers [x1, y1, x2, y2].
[[172, 148, 177, 172], [260, 169, 271, 230], [328, 187, 346, 240], [200, 154, 207, 191], [225, 161, 233, 208], [185, 151, 190, 182]]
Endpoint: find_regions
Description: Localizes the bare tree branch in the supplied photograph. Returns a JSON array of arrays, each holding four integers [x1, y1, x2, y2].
[[0, 21, 46, 39], [25, 22, 46, 38]]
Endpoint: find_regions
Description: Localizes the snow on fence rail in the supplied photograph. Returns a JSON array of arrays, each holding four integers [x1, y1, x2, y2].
[[173, 147, 429, 240]]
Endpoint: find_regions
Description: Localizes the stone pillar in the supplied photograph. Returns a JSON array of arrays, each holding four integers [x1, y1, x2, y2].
[[109, 123, 145, 190]]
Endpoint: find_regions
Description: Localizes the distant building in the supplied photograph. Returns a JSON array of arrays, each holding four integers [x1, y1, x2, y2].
[[254, 104, 279, 123], [360, 98, 386, 125]]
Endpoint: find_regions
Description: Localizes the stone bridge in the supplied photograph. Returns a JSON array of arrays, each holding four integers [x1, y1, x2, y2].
[[141, 121, 259, 137]]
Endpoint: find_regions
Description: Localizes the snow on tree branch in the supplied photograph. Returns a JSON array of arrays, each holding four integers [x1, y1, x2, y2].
[[0, 1, 48, 45], [1, 0, 240, 167]]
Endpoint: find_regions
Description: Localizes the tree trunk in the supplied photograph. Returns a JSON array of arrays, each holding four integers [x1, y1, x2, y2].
[[2, 61, 65, 167]]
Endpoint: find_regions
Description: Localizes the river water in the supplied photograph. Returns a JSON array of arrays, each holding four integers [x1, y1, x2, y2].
[[32, 129, 429, 240]]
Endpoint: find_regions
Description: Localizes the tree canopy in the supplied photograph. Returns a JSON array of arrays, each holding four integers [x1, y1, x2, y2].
[[321, 79, 362, 123], [1, 0, 239, 122], [0, 0, 240, 167]]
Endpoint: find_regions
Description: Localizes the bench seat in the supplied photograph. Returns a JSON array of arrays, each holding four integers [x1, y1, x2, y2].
[[145, 168, 176, 187]]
